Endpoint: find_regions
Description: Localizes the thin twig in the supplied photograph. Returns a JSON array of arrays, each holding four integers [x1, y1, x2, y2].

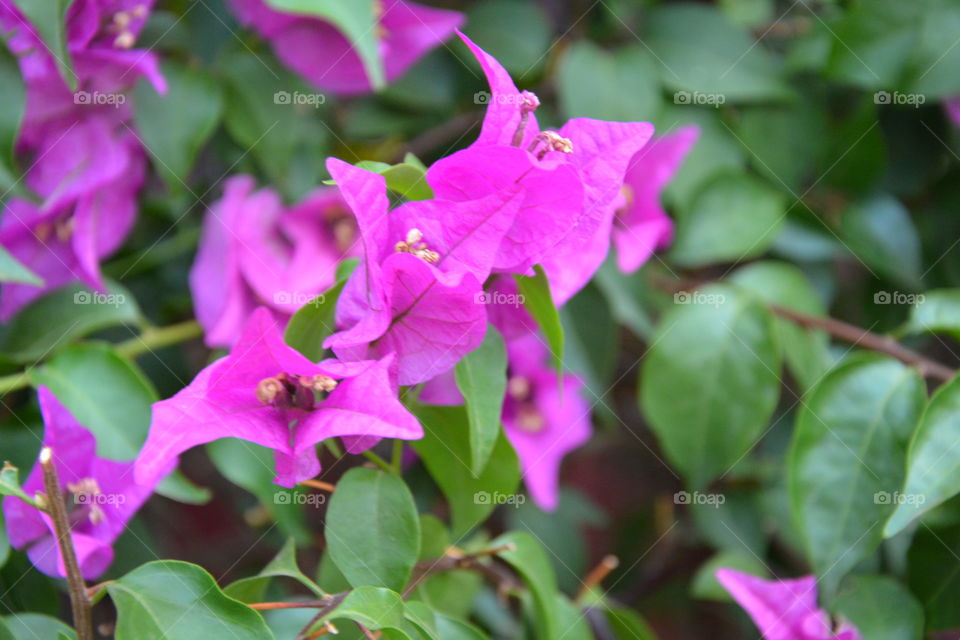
[[40, 447, 93, 640]]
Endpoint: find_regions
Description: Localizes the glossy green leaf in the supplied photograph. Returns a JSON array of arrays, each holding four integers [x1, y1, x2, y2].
[[788, 356, 924, 591], [514, 265, 564, 374], [326, 467, 420, 592], [640, 285, 781, 488], [283, 279, 346, 361], [730, 261, 832, 391], [841, 194, 921, 287], [645, 3, 790, 101], [133, 61, 222, 192], [264, 0, 384, 89], [325, 586, 406, 630], [907, 289, 960, 341], [225, 538, 325, 603], [411, 405, 521, 537], [671, 172, 786, 267], [0, 282, 142, 364], [455, 325, 507, 477], [832, 575, 924, 640], [1, 613, 75, 640], [606, 608, 657, 640], [558, 42, 661, 121], [491, 531, 559, 640], [29, 343, 156, 460], [106, 561, 274, 640], [886, 375, 960, 536], [907, 523, 960, 630]]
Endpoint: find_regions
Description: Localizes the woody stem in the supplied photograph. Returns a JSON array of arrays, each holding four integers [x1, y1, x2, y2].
[[40, 448, 93, 640]]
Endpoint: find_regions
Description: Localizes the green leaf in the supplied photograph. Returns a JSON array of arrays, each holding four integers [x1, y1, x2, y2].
[[106, 561, 274, 640], [0, 282, 142, 364], [155, 471, 211, 505], [355, 161, 434, 201], [283, 279, 346, 361], [0, 462, 33, 506], [0, 247, 40, 287], [225, 538, 325, 603], [640, 285, 781, 488], [841, 194, 921, 287], [691, 550, 769, 601], [0, 512, 9, 570], [0, 42, 25, 195], [558, 42, 661, 121], [907, 289, 960, 341], [670, 172, 786, 267], [562, 282, 619, 393], [832, 575, 924, 640], [29, 343, 156, 460], [411, 405, 521, 538], [730, 261, 832, 391], [788, 356, 924, 592], [133, 61, 222, 192], [514, 265, 564, 374], [326, 467, 420, 592], [886, 375, 960, 536], [907, 523, 960, 630], [325, 586, 406, 630], [553, 596, 592, 640], [645, 3, 790, 101], [491, 531, 559, 640], [462, 0, 551, 76], [1, 613, 75, 640], [906, 0, 960, 97], [605, 608, 657, 640], [455, 326, 507, 477], [737, 100, 827, 193], [10, 0, 75, 89], [264, 0, 384, 89]]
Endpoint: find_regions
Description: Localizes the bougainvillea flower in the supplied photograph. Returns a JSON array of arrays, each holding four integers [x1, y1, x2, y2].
[[426, 32, 654, 297], [0, 122, 145, 318], [502, 332, 592, 511], [0, 0, 164, 317], [190, 176, 351, 348], [611, 126, 698, 273], [323, 159, 518, 385], [135, 307, 422, 488], [715, 569, 861, 640], [946, 97, 960, 128], [226, 0, 463, 95], [3, 388, 163, 580]]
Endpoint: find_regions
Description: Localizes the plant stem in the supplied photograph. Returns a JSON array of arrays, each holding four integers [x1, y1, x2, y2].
[[390, 439, 403, 474], [0, 319, 202, 396], [361, 450, 396, 475], [769, 305, 956, 382], [39, 447, 93, 640]]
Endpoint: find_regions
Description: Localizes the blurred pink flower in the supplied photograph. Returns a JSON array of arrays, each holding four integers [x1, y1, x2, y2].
[[226, 0, 463, 95], [190, 176, 352, 348], [135, 307, 422, 488], [716, 568, 861, 640], [3, 387, 163, 580]]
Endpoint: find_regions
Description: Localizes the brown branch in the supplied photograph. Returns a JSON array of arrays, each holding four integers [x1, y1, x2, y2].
[[40, 447, 93, 640], [657, 276, 957, 383], [768, 305, 956, 382], [403, 545, 522, 599]]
